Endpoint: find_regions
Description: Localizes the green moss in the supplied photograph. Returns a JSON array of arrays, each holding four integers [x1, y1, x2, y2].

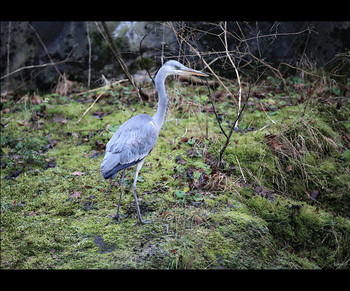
[[247, 195, 350, 268], [1, 82, 349, 269]]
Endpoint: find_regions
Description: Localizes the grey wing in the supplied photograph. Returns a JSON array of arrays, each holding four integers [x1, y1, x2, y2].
[[100, 114, 158, 179]]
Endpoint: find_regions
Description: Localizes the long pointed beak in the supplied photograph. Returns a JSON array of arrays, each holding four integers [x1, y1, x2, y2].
[[184, 67, 209, 77]]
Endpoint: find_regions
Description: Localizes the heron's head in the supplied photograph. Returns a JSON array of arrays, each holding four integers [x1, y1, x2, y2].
[[162, 60, 209, 78]]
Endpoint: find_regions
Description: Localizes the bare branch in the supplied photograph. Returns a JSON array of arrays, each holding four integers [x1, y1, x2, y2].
[[5, 22, 11, 94], [100, 22, 148, 102], [219, 101, 247, 163], [27, 23, 63, 79], [163, 21, 238, 106], [221, 21, 243, 127], [0, 59, 72, 81], [85, 22, 92, 88]]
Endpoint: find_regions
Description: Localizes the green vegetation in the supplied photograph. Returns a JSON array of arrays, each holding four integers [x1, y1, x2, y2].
[[1, 78, 349, 269]]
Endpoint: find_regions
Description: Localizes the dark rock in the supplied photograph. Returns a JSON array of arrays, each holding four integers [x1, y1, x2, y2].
[[2, 21, 349, 94]]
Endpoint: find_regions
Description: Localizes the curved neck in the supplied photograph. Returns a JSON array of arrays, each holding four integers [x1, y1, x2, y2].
[[153, 68, 169, 129]]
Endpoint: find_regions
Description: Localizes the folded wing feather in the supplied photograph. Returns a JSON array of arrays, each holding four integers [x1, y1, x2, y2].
[[100, 114, 158, 179]]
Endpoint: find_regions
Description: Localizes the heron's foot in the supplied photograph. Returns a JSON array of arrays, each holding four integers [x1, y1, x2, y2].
[[133, 218, 153, 227], [110, 213, 128, 224]]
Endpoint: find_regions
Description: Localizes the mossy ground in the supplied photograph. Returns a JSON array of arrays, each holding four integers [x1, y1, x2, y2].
[[1, 80, 349, 269]]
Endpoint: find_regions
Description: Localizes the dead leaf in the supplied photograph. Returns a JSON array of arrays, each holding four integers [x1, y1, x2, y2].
[[53, 115, 65, 123], [28, 211, 37, 216], [271, 141, 283, 151], [285, 165, 293, 172], [95, 140, 106, 151], [50, 139, 59, 147], [253, 91, 266, 99], [264, 134, 276, 140], [92, 111, 104, 118], [175, 155, 187, 165], [254, 186, 275, 202], [16, 95, 29, 104], [71, 171, 84, 176], [30, 95, 42, 105], [70, 191, 82, 198], [264, 134, 283, 152], [55, 73, 73, 97]]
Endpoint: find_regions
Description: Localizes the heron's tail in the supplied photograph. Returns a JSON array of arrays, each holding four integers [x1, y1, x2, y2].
[[100, 152, 140, 180]]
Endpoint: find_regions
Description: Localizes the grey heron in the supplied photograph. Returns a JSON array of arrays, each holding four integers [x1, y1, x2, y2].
[[100, 60, 208, 225]]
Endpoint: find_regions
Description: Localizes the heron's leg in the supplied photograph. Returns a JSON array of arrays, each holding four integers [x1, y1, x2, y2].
[[114, 169, 125, 223], [132, 159, 151, 225]]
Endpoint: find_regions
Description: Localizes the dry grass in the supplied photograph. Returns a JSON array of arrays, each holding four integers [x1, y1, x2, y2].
[[268, 114, 341, 197]]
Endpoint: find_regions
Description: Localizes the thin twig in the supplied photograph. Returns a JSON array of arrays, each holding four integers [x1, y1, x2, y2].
[[0, 59, 72, 81], [235, 155, 246, 183], [219, 102, 247, 163], [85, 22, 92, 88], [75, 78, 127, 96], [163, 21, 237, 106], [76, 81, 110, 124], [27, 23, 63, 79], [258, 102, 276, 124], [204, 77, 228, 139], [222, 21, 243, 127], [100, 22, 146, 102], [139, 25, 156, 85], [5, 22, 11, 95]]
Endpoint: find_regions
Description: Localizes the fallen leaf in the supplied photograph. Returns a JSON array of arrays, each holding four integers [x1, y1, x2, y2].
[[71, 171, 84, 176], [253, 91, 266, 99], [28, 211, 37, 216], [55, 73, 73, 96], [271, 141, 283, 151], [254, 186, 275, 202], [50, 139, 59, 147], [175, 155, 187, 165], [92, 111, 104, 119], [53, 115, 65, 123], [265, 134, 283, 152], [30, 95, 42, 105], [212, 91, 224, 101], [95, 140, 106, 151], [70, 191, 82, 198], [285, 165, 293, 172], [186, 167, 194, 181], [181, 137, 189, 143]]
